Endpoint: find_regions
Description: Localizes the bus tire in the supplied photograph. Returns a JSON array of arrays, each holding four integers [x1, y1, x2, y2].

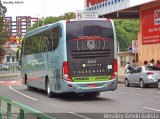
[[46, 79, 56, 98], [25, 74, 33, 91], [24, 74, 27, 85]]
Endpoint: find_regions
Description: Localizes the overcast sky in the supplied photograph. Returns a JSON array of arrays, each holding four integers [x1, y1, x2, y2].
[[2, 0, 85, 19]]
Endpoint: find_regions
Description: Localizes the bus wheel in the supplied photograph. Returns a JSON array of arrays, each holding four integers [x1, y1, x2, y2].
[[46, 80, 56, 98], [24, 74, 27, 85], [25, 74, 32, 91]]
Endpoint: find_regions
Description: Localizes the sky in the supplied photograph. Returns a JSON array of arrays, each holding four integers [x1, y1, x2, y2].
[[2, 0, 85, 19]]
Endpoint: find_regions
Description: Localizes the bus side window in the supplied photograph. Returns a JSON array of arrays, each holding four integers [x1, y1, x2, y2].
[[59, 27, 62, 38], [24, 38, 32, 55], [51, 26, 60, 51]]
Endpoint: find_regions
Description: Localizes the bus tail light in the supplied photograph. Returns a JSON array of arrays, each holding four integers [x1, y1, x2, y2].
[[62, 61, 73, 82], [110, 59, 118, 80]]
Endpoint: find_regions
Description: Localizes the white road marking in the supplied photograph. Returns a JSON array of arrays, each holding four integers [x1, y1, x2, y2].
[[154, 96, 160, 99], [68, 112, 92, 119], [9, 86, 38, 101], [135, 94, 145, 96], [157, 92, 160, 94], [142, 107, 160, 112], [0, 81, 6, 83]]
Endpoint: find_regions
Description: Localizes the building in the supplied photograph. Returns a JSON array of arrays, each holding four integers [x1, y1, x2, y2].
[[84, 0, 160, 65], [3, 16, 38, 36], [1, 16, 37, 64], [3, 48, 17, 64], [3, 17, 12, 35]]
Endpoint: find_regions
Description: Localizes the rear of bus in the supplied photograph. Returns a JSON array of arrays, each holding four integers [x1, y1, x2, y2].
[[62, 19, 117, 94]]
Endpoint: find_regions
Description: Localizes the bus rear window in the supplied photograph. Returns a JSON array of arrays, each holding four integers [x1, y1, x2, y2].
[[66, 20, 114, 40]]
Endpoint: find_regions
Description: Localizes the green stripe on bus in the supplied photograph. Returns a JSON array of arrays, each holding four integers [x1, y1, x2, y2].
[[72, 76, 111, 82]]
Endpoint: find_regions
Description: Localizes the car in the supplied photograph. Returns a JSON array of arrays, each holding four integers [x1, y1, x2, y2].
[[125, 66, 160, 89], [0, 64, 9, 70]]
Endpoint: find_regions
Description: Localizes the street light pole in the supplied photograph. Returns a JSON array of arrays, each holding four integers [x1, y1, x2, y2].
[[37, 14, 40, 27], [42, 0, 45, 26]]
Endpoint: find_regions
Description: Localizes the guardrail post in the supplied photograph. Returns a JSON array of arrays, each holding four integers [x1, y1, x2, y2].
[[0, 99, 2, 119], [7, 103, 11, 119], [20, 109, 24, 119], [0, 95, 55, 119]]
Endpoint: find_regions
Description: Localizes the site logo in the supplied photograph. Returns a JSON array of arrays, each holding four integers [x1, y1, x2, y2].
[[79, 40, 101, 50], [87, 40, 96, 50], [154, 9, 160, 25], [2, 0, 24, 5]]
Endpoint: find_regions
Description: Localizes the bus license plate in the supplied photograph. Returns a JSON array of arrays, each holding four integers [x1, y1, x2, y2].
[[88, 84, 97, 88]]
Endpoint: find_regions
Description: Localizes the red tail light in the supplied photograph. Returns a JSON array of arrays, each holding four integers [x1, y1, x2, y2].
[[113, 59, 118, 72], [62, 61, 73, 82], [110, 59, 118, 79], [146, 72, 154, 75]]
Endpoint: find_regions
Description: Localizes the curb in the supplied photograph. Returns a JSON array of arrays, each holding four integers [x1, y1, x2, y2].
[[0, 73, 21, 78]]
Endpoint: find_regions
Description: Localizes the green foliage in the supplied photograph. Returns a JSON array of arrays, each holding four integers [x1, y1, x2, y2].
[[30, 12, 76, 30], [114, 19, 140, 51], [0, 0, 7, 54]]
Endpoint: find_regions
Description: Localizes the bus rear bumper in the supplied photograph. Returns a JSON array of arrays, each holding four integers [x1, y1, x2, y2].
[[61, 78, 118, 93]]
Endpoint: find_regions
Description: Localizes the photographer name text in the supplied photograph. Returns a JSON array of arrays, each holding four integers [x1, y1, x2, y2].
[[3, 1, 24, 5]]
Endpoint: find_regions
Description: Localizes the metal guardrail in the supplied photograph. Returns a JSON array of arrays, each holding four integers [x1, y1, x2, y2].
[[0, 66, 21, 74], [0, 95, 55, 119]]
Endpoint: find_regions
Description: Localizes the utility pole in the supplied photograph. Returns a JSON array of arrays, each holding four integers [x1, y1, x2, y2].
[[37, 14, 40, 27], [42, 0, 45, 26]]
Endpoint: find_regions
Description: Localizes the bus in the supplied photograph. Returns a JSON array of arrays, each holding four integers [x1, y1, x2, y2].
[[20, 19, 118, 97]]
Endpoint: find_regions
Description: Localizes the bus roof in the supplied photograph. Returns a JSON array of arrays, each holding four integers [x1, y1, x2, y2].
[[25, 20, 65, 38]]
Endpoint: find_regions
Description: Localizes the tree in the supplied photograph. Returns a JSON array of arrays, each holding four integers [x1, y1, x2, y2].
[[114, 19, 139, 51], [30, 12, 76, 30], [0, 0, 7, 62]]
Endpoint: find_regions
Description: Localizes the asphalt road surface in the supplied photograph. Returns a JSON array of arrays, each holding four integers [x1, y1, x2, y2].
[[0, 77, 160, 119]]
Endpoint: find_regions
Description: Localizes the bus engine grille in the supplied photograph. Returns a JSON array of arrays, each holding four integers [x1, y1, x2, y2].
[[70, 50, 111, 58]]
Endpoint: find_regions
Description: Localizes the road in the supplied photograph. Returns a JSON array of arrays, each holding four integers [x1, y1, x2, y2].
[[0, 77, 160, 119]]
